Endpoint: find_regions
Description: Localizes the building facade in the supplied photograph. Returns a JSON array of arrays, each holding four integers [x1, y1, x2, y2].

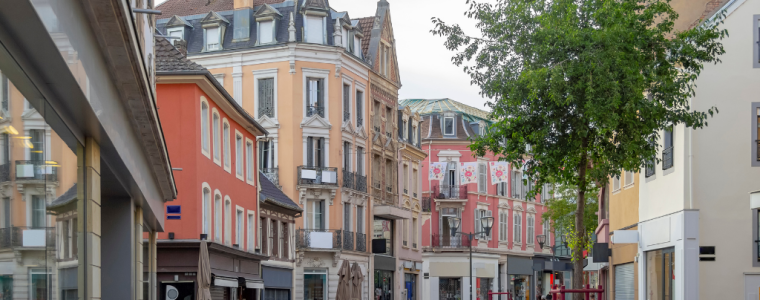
[[403, 99, 553, 300], [0, 0, 178, 300]]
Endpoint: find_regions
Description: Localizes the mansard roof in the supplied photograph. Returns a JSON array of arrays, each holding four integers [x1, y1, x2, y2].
[[201, 10, 230, 24], [166, 15, 192, 27]]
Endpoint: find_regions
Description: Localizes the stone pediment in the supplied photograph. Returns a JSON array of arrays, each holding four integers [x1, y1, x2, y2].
[[21, 108, 41, 120], [527, 206, 537, 214], [257, 115, 280, 129], [301, 0, 328, 11], [498, 202, 510, 210], [300, 114, 331, 129], [166, 15, 192, 27], [254, 4, 282, 19], [354, 125, 367, 139], [513, 204, 524, 212], [341, 120, 354, 134], [201, 11, 230, 25]]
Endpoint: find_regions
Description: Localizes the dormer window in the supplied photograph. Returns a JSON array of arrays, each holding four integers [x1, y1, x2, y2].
[[342, 27, 350, 50], [165, 15, 192, 43], [354, 35, 362, 57], [254, 4, 282, 45], [403, 119, 408, 140], [201, 11, 229, 52], [206, 27, 221, 50], [258, 20, 274, 44], [443, 117, 454, 135], [305, 15, 325, 44], [167, 27, 184, 40]]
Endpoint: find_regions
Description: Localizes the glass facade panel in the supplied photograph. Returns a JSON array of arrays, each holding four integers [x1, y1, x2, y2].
[[373, 218, 393, 256], [646, 248, 675, 300], [304, 271, 327, 300], [374, 270, 393, 300]]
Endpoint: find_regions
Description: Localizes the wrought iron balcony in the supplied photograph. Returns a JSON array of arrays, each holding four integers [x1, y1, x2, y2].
[[433, 185, 468, 199], [431, 233, 471, 248], [356, 232, 367, 252], [0, 164, 9, 182], [0, 226, 55, 249], [343, 230, 354, 251], [296, 229, 342, 250], [645, 161, 655, 178], [343, 111, 350, 122], [342, 169, 355, 189], [261, 168, 279, 187], [357, 117, 364, 127], [355, 174, 367, 193], [662, 147, 674, 170], [422, 197, 432, 212], [297, 166, 339, 186], [306, 105, 325, 118], [15, 160, 58, 182], [342, 170, 368, 193]]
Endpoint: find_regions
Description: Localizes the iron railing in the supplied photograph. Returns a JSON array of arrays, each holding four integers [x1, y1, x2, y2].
[[422, 197, 432, 212], [355, 174, 367, 193], [297, 166, 339, 186], [261, 168, 279, 186], [296, 229, 342, 250], [15, 160, 58, 181], [306, 106, 325, 118], [342, 169, 355, 189], [343, 111, 350, 122], [662, 147, 674, 170], [356, 233, 366, 252], [357, 117, 364, 127], [0, 164, 9, 182], [433, 185, 468, 199], [343, 230, 354, 251], [0, 227, 55, 249], [342, 170, 368, 193], [431, 233, 471, 248], [645, 161, 655, 178], [413, 192, 417, 198]]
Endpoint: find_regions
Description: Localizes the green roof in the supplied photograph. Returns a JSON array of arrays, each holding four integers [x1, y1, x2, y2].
[[400, 98, 493, 124]]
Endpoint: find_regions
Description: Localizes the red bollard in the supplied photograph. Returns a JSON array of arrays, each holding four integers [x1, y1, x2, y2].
[[597, 285, 603, 300], [584, 284, 590, 300], [559, 285, 565, 300]]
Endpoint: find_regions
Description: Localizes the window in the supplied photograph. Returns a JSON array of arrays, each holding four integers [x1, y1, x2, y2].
[[646, 248, 675, 300], [30, 269, 51, 300], [307, 200, 325, 230], [412, 125, 417, 144], [403, 164, 408, 194], [202, 187, 211, 236], [264, 289, 290, 300], [0, 72, 7, 111], [201, 100, 210, 155], [474, 209, 492, 240], [403, 120, 408, 140], [305, 15, 324, 44], [478, 163, 487, 193], [215, 194, 222, 242], [259, 217, 265, 251], [269, 219, 277, 257], [512, 170, 525, 200], [304, 270, 328, 300], [223, 121, 230, 171], [1, 197, 10, 228], [356, 206, 364, 234], [496, 182, 508, 197], [663, 126, 674, 170], [343, 84, 350, 122], [236, 209, 244, 248], [755, 16, 760, 68], [443, 117, 454, 135], [306, 78, 324, 117], [246, 141, 254, 183], [0, 133, 9, 166], [247, 213, 255, 252], [412, 217, 418, 248], [624, 170, 634, 186], [402, 219, 408, 246], [499, 212, 508, 241], [344, 204, 352, 232], [258, 20, 274, 44], [613, 174, 621, 191], [30, 129, 44, 161], [343, 142, 351, 171], [513, 212, 522, 244], [412, 168, 418, 197], [373, 218, 393, 255], [356, 147, 364, 175], [527, 215, 534, 245], [259, 140, 273, 171], [205, 27, 221, 51], [224, 199, 231, 245], [383, 45, 390, 76], [236, 133, 243, 178], [281, 221, 289, 259], [306, 137, 325, 168], [167, 27, 183, 40], [356, 90, 363, 126], [542, 184, 553, 201], [258, 78, 275, 118], [31, 195, 45, 227], [354, 36, 362, 57], [212, 112, 220, 163], [543, 220, 550, 242]]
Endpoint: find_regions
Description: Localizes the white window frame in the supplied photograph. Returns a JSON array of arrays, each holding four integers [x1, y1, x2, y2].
[[236, 206, 245, 248], [613, 173, 621, 192], [355, 85, 366, 128], [235, 131, 244, 181], [527, 214, 535, 245], [200, 97, 210, 158], [403, 119, 408, 140], [499, 211, 508, 242], [247, 210, 256, 252], [354, 35, 362, 58], [543, 219, 550, 242], [167, 27, 184, 40], [513, 211, 522, 244], [223, 119, 231, 173], [303, 269, 328, 300], [341, 76, 353, 124], [304, 15, 326, 44], [252, 69, 279, 120], [301, 68, 330, 120], [412, 124, 418, 144], [224, 196, 232, 246], [443, 117, 455, 135], [478, 163, 487, 194], [214, 191, 223, 242], [212, 109, 221, 165], [204, 26, 222, 51], [246, 138, 255, 186], [624, 170, 634, 187], [202, 183, 212, 236], [257, 20, 275, 45]]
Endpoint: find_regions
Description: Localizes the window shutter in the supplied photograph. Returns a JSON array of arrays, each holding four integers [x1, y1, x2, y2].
[[417, 126, 421, 147], [478, 164, 487, 193], [307, 137, 313, 167], [398, 111, 404, 138], [408, 121, 413, 142], [474, 209, 481, 240]]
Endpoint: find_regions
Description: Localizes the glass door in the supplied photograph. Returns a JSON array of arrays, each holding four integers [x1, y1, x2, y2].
[[405, 273, 416, 300], [374, 270, 393, 300], [439, 278, 461, 300]]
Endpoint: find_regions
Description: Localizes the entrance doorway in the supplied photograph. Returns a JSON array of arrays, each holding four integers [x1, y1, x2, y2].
[[439, 278, 461, 300], [405, 273, 417, 300], [375, 270, 393, 300]]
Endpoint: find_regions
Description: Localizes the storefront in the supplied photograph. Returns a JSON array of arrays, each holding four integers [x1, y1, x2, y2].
[[439, 278, 462, 300], [375, 269, 394, 300], [402, 261, 422, 300], [263, 266, 293, 300], [507, 256, 533, 300]]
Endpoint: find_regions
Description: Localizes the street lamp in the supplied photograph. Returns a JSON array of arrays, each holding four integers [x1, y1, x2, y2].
[[448, 216, 494, 300]]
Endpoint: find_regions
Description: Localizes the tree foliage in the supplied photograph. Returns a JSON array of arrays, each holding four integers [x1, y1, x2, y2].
[[542, 181, 599, 261], [432, 0, 726, 291]]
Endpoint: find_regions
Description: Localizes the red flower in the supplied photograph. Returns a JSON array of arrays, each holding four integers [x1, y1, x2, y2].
[[496, 171, 503, 177], [434, 168, 441, 174], [465, 171, 473, 177]]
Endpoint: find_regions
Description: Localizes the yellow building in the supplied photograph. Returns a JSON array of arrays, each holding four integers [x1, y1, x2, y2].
[[603, 170, 640, 300]]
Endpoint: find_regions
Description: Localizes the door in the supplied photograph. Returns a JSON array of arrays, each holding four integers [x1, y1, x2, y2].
[[439, 278, 461, 300], [615, 263, 634, 300], [745, 274, 760, 300]]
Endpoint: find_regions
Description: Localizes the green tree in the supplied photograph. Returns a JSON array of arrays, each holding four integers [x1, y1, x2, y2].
[[542, 181, 599, 259], [432, 0, 726, 292]]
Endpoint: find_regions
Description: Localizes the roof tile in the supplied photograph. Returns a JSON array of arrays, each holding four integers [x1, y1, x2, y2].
[[157, 0, 233, 18]]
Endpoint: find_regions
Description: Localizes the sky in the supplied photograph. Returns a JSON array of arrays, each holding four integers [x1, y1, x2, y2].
[[156, 0, 492, 110]]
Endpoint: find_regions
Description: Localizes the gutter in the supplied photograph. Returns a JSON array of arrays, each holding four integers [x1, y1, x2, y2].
[[156, 70, 269, 136]]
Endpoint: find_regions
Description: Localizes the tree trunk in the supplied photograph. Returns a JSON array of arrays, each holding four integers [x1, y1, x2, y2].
[[573, 142, 589, 300]]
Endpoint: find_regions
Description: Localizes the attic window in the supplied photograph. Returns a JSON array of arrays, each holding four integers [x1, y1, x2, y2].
[[354, 35, 362, 57], [206, 27, 221, 51], [342, 27, 350, 50], [443, 117, 454, 135], [259, 20, 274, 44], [167, 27, 183, 40], [304, 15, 324, 44]]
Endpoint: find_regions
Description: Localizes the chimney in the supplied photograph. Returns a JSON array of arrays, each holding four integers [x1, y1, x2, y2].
[[174, 39, 188, 57], [234, 0, 254, 9]]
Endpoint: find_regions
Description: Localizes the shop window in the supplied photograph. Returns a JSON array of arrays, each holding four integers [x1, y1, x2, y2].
[[646, 248, 675, 300], [304, 269, 327, 300], [510, 275, 531, 299], [263, 289, 289, 300], [439, 278, 461, 300], [373, 218, 393, 256], [375, 270, 393, 300]]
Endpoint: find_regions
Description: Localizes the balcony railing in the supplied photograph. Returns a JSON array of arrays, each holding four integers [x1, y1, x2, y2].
[[422, 197, 432, 212], [342, 169, 354, 189], [296, 229, 342, 250], [343, 230, 354, 251], [357, 117, 364, 127], [356, 233, 366, 252], [297, 166, 339, 186], [306, 106, 325, 118], [15, 160, 58, 181], [342, 170, 368, 193], [662, 147, 674, 170], [431, 233, 471, 248], [355, 174, 367, 193], [0, 227, 55, 249], [433, 185, 468, 199], [645, 161, 655, 178], [343, 111, 350, 122], [0, 164, 9, 182], [261, 168, 279, 187]]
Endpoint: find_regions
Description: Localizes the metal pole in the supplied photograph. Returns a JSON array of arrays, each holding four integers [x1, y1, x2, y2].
[[470, 233, 473, 300]]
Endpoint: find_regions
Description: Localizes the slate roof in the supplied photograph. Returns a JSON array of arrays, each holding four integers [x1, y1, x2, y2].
[[48, 184, 78, 212], [157, 0, 234, 19], [259, 172, 302, 212], [403, 99, 493, 141]]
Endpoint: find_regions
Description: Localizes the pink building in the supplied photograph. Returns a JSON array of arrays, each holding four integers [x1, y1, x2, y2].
[[402, 99, 557, 300]]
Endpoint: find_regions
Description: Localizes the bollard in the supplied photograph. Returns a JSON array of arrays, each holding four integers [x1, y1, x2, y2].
[[584, 284, 590, 300], [597, 285, 603, 300]]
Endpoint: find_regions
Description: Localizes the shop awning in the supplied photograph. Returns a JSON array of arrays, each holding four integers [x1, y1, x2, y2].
[[212, 274, 264, 289]]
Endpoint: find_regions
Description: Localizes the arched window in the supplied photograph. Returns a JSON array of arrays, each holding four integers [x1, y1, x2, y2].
[[202, 186, 211, 235], [212, 110, 221, 163], [223, 120, 231, 171], [214, 192, 222, 242], [201, 99, 210, 156]]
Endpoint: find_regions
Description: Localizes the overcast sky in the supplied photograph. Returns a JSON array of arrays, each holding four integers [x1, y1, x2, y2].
[[156, 0, 492, 110]]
